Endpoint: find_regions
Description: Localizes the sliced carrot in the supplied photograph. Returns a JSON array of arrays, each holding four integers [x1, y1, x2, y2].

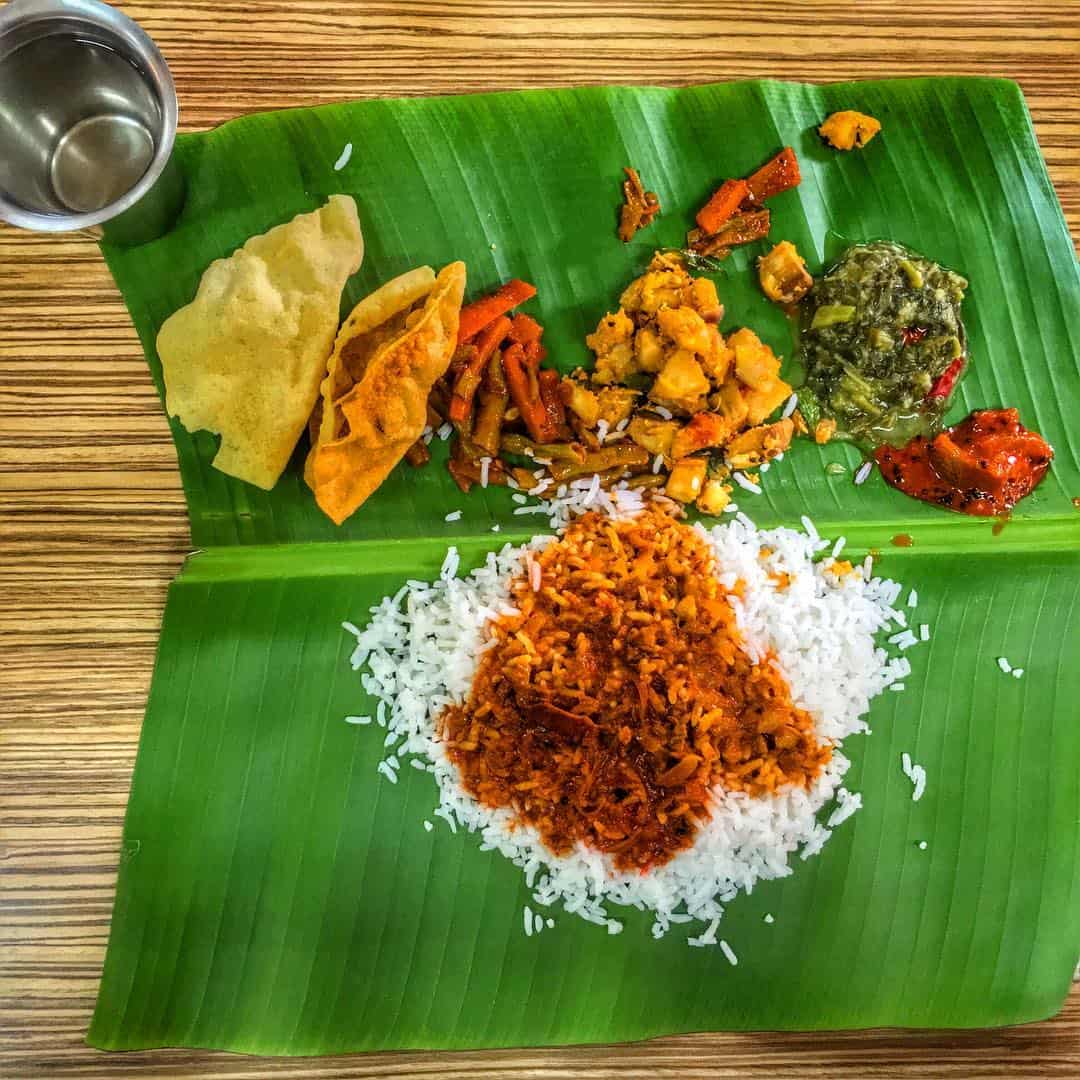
[[744, 147, 802, 205], [538, 368, 568, 437], [695, 178, 750, 235], [503, 342, 553, 443], [457, 279, 537, 343], [508, 312, 544, 345], [449, 315, 511, 424], [523, 338, 548, 365]]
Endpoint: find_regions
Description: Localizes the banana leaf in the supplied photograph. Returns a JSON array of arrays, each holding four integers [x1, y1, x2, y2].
[[88, 77, 1080, 1054]]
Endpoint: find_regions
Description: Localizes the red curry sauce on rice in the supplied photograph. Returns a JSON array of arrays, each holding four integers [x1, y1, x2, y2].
[[439, 509, 831, 872]]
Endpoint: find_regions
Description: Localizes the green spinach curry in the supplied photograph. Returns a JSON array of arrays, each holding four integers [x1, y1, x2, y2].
[[799, 241, 968, 447]]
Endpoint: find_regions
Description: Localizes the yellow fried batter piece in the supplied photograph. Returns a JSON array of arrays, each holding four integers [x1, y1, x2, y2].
[[819, 110, 881, 151], [306, 262, 466, 525]]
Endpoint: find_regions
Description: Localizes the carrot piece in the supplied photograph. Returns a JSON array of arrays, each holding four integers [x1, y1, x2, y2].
[[744, 147, 801, 205], [503, 342, 553, 443], [523, 338, 548, 366], [695, 178, 750, 235], [508, 312, 544, 345], [449, 315, 511, 424], [457, 279, 537, 343], [538, 368, 568, 437]]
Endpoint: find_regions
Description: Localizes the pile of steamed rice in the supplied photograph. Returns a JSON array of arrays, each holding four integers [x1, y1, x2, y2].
[[343, 487, 916, 942]]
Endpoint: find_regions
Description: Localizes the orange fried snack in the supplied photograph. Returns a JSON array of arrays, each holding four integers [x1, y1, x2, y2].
[[305, 261, 466, 524]]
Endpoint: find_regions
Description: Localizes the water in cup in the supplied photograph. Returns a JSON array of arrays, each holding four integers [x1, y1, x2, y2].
[[0, 32, 162, 215]]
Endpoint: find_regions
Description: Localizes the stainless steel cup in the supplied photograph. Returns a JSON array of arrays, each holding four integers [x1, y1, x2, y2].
[[0, 0, 183, 244]]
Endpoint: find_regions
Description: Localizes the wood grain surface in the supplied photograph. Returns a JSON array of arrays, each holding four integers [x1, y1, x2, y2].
[[1, 2, 1078, 1076]]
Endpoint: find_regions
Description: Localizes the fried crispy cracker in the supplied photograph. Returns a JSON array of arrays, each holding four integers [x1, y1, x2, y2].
[[159, 195, 363, 490], [307, 262, 466, 524]]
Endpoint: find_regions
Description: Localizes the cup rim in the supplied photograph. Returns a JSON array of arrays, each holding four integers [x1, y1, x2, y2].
[[0, 0, 178, 232]]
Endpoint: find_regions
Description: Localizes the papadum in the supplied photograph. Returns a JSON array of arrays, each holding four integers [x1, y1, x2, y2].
[[159, 194, 363, 490]]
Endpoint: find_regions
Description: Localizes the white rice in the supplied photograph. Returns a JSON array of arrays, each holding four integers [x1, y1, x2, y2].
[[826, 787, 862, 828], [854, 461, 873, 485], [333, 142, 353, 171], [653, 405, 674, 421], [479, 458, 491, 488], [997, 656, 1012, 674], [444, 510, 462, 523], [1012, 668, 1024, 679], [763, 913, 774, 924], [437, 422, 453, 441], [342, 505, 921, 942], [901, 754, 927, 802], [781, 393, 798, 419], [732, 472, 762, 495]]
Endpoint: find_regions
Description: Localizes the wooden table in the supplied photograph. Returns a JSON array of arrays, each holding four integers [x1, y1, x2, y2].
[[2, 2, 1077, 1076]]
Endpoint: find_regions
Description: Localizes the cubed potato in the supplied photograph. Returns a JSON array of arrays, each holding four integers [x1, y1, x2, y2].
[[563, 379, 600, 426], [688, 277, 723, 323], [585, 308, 634, 351], [743, 378, 792, 425], [656, 306, 712, 356], [670, 412, 733, 460], [634, 325, 666, 373], [628, 415, 680, 457], [757, 241, 813, 305], [712, 378, 749, 428], [620, 254, 692, 314], [700, 326, 733, 383], [587, 309, 638, 384], [592, 342, 637, 385], [729, 327, 782, 390], [665, 457, 708, 503], [725, 418, 795, 470], [696, 478, 732, 516], [596, 386, 640, 426], [650, 350, 711, 413]]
